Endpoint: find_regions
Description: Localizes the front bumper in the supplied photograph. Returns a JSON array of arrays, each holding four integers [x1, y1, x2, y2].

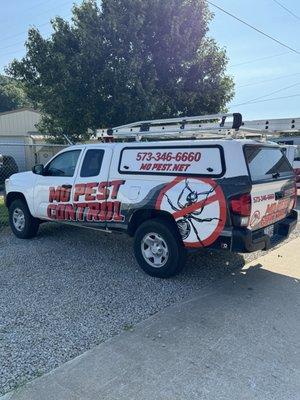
[[231, 210, 298, 252]]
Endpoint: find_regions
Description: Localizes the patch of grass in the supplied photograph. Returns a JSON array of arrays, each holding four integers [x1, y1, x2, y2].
[[0, 196, 9, 228]]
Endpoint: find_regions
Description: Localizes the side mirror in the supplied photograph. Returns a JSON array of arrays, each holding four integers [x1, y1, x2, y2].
[[32, 164, 44, 175]]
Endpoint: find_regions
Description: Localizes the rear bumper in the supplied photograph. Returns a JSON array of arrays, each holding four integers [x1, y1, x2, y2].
[[231, 210, 298, 252]]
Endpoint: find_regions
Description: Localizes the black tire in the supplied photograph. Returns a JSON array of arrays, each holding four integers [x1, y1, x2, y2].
[[134, 218, 187, 278], [9, 199, 39, 239]]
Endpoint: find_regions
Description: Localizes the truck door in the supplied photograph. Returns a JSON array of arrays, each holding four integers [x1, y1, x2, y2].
[[72, 146, 113, 227], [33, 148, 82, 220]]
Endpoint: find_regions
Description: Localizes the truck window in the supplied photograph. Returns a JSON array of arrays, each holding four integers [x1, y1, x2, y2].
[[244, 145, 293, 182], [44, 150, 81, 177], [80, 149, 104, 177]]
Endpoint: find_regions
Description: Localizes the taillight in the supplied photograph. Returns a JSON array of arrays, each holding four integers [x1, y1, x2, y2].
[[230, 193, 251, 227], [231, 194, 251, 216]]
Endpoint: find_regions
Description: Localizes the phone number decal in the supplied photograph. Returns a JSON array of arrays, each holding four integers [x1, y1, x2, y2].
[[136, 151, 201, 163], [119, 147, 223, 175]]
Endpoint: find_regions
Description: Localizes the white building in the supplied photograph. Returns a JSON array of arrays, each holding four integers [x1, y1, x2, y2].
[[0, 108, 67, 171], [0, 108, 41, 170]]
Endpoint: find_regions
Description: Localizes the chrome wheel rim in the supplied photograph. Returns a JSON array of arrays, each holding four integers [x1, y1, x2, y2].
[[141, 232, 169, 268], [12, 208, 25, 232]]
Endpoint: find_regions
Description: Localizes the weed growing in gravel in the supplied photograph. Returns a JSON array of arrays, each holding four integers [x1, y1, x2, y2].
[[123, 323, 134, 332]]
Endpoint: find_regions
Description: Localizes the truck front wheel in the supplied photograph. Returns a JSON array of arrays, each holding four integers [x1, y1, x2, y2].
[[9, 199, 39, 239], [134, 218, 187, 278]]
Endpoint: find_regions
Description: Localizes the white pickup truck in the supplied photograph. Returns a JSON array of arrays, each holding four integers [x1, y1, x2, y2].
[[4, 116, 298, 278]]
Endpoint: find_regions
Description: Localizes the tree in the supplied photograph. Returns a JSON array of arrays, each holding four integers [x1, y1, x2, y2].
[[0, 75, 32, 113], [7, 0, 234, 142]]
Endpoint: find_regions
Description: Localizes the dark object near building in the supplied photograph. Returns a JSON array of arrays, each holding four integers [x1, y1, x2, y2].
[[0, 155, 19, 183]]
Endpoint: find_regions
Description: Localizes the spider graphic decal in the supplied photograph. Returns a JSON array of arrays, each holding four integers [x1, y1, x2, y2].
[[156, 176, 227, 248]]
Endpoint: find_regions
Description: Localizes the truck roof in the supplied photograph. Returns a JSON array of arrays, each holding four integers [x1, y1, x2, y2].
[[69, 138, 280, 150]]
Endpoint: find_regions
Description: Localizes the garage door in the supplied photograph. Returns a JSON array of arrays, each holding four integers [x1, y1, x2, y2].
[[0, 138, 26, 171]]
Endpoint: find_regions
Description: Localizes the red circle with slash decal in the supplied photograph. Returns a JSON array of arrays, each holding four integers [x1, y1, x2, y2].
[[155, 176, 227, 248]]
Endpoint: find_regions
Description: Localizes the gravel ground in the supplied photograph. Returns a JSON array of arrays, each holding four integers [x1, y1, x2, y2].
[[0, 210, 299, 395]]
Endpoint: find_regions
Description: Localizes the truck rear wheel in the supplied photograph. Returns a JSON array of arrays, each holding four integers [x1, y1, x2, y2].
[[134, 218, 186, 278], [9, 199, 39, 239]]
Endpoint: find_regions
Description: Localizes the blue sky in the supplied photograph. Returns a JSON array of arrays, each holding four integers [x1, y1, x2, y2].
[[0, 0, 299, 121]]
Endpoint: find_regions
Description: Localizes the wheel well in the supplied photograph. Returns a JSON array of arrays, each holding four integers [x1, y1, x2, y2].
[[128, 209, 180, 237], [6, 192, 27, 209]]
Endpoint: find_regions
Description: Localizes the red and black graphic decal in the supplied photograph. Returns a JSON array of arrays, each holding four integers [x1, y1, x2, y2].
[[155, 177, 226, 248], [47, 180, 125, 222], [252, 197, 294, 229], [250, 210, 261, 227]]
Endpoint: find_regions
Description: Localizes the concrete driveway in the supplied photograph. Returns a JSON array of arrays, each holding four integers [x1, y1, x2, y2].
[[3, 237, 299, 400]]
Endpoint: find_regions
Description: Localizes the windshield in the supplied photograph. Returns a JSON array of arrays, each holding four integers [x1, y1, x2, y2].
[[244, 145, 293, 182]]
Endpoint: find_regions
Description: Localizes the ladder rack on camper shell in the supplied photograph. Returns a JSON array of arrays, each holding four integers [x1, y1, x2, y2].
[[96, 114, 300, 141], [240, 117, 300, 134], [104, 113, 243, 140]]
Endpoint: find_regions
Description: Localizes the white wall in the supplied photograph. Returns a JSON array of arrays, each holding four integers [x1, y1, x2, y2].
[[0, 137, 27, 171], [0, 109, 42, 170], [0, 109, 41, 137]]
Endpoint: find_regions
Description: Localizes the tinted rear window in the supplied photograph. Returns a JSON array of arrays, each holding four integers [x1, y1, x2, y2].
[[244, 146, 293, 182]]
